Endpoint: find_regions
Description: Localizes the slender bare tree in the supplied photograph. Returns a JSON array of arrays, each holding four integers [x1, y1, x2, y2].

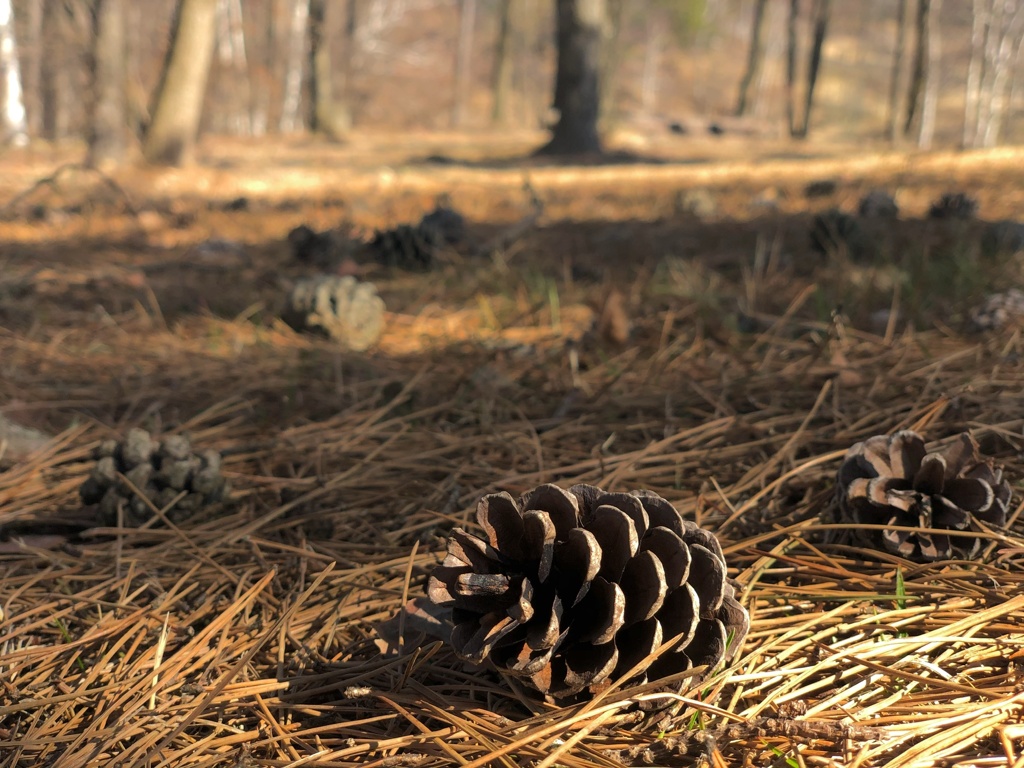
[[308, 0, 349, 138], [886, 0, 908, 140], [735, 0, 768, 117], [0, 0, 28, 145], [451, 0, 477, 127], [279, 0, 309, 132], [490, 0, 514, 123], [918, 0, 942, 148], [143, 0, 218, 165]]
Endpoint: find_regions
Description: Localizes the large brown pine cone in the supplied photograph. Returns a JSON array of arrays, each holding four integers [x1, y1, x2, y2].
[[836, 431, 1011, 561], [427, 484, 749, 700]]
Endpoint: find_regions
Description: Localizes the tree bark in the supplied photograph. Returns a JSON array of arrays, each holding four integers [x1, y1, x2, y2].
[[918, 0, 942, 148], [537, 0, 605, 155], [963, 0, 987, 145], [785, 0, 799, 137], [490, 0, 513, 124], [981, 1, 1024, 146], [279, 0, 309, 132], [903, 0, 930, 136], [214, 0, 251, 135], [886, 0, 908, 140], [143, 0, 218, 166], [795, 0, 831, 138], [451, 0, 477, 127], [22, 0, 42, 136], [308, 0, 348, 138], [735, 0, 769, 117], [88, 0, 127, 167], [0, 0, 28, 146]]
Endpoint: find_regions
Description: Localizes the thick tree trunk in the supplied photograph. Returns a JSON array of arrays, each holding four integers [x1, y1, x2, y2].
[[0, 0, 28, 146], [214, 0, 251, 135], [640, 14, 661, 114], [490, 0, 513, 124], [451, 0, 477, 127], [886, 0, 908, 140], [735, 0, 768, 117], [308, 0, 348, 138], [537, 0, 605, 156], [143, 0, 218, 166], [903, 0, 930, 136], [597, 0, 622, 128], [88, 0, 127, 167]]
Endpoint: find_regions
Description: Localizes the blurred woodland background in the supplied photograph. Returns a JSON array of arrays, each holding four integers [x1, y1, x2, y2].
[[0, 0, 1022, 164]]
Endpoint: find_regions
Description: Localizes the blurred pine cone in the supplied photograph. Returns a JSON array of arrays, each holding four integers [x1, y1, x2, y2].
[[928, 192, 978, 220], [427, 483, 748, 700], [79, 428, 230, 526], [370, 223, 442, 271], [284, 275, 385, 351], [810, 209, 871, 261], [858, 190, 898, 219], [968, 288, 1024, 332], [835, 431, 1011, 561]]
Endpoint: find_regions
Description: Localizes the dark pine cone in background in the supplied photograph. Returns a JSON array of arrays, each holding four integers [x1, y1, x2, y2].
[[810, 209, 871, 261], [79, 428, 230, 527], [835, 431, 1011, 561], [419, 202, 465, 245], [928, 192, 978, 220], [284, 275, 385, 350], [370, 223, 443, 271], [857, 190, 899, 219], [427, 484, 749, 700], [287, 224, 339, 270]]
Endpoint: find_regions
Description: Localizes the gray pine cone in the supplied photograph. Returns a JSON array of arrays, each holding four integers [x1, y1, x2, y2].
[[285, 275, 385, 351], [79, 428, 230, 526]]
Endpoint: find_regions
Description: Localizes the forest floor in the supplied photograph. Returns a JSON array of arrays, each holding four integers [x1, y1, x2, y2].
[[2, 132, 1024, 767]]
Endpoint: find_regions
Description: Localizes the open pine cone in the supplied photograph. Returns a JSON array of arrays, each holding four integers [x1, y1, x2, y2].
[[427, 484, 748, 700], [835, 431, 1011, 561]]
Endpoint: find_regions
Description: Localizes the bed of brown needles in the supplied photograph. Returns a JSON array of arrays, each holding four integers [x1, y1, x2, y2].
[[2, 138, 1024, 767]]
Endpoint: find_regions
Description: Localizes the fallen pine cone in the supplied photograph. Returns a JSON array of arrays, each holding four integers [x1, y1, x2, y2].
[[427, 483, 749, 700], [834, 431, 1011, 561]]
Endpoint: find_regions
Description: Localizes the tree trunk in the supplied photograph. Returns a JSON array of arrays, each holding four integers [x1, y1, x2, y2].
[[279, 0, 309, 132], [735, 0, 768, 117], [640, 13, 661, 114], [308, 0, 348, 138], [597, 0, 622, 129], [963, 0, 986, 145], [0, 0, 28, 146], [490, 0, 513, 124], [143, 0, 218, 166], [88, 0, 127, 167], [22, 0, 42, 136], [903, 0, 929, 136], [451, 0, 477, 127], [537, 0, 605, 155], [886, 0, 908, 140], [784, 0, 799, 137], [981, 1, 1024, 146], [794, 0, 831, 138], [918, 0, 942, 148], [214, 0, 251, 135]]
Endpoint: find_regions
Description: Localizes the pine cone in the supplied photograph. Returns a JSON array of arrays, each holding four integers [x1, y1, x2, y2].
[[858, 190, 898, 219], [420, 202, 465, 245], [79, 428, 230, 526], [370, 223, 442, 271], [284, 275, 385, 351], [928, 192, 978, 220], [968, 288, 1024, 332], [835, 431, 1011, 561], [427, 484, 749, 700], [288, 224, 338, 270], [810, 209, 871, 261]]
